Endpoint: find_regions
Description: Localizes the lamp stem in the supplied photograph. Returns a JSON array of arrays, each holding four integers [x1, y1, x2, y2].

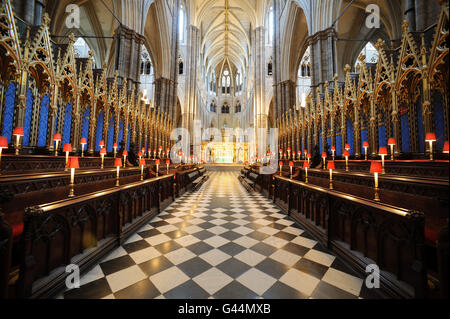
[[374, 172, 380, 201], [141, 165, 144, 180], [305, 168, 308, 183], [381, 156, 385, 174], [116, 166, 120, 186], [15, 135, 20, 155], [101, 155, 104, 169], [69, 168, 75, 197], [429, 141, 433, 161], [55, 141, 59, 156], [329, 169, 333, 190]]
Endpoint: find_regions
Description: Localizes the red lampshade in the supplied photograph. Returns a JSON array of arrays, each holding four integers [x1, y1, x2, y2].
[[327, 161, 335, 170], [140, 159, 146, 166], [80, 138, 87, 144], [142, 148, 145, 152], [378, 147, 388, 156], [388, 138, 396, 146], [287, 147, 291, 151], [279, 149, 283, 153], [307, 154, 311, 159], [155, 160, 160, 165], [345, 144, 350, 150], [178, 151, 182, 156], [443, 141, 449, 153], [166, 148, 170, 152], [322, 152, 327, 158], [53, 133, 61, 141], [114, 158, 122, 167], [100, 148, 107, 155], [153, 149, 156, 152], [148, 148, 152, 153], [289, 161, 294, 167], [123, 150, 128, 156], [166, 160, 170, 165], [0, 136, 8, 149], [13, 127, 24, 136], [425, 133, 436, 142], [303, 162, 310, 168], [138, 152, 142, 157], [279, 161, 283, 166], [370, 161, 382, 173], [68, 157, 80, 169], [159, 146, 163, 150], [113, 143, 118, 148], [63, 144, 72, 152], [99, 140, 104, 147], [343, 150, 350, 157], [331, 146, 336, 151], [304, 150, 307, 154], [363, 141, 369, 148]]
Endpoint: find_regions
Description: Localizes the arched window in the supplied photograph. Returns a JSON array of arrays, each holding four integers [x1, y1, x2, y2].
[[354, 42, 379, 70], [179, 4, 185, 43], [74, 37, 95, 66], [178, 57, 184, 75], [268, 61, 273, 76], [266, 6, 274, 44], [146, 62, 151, 75]]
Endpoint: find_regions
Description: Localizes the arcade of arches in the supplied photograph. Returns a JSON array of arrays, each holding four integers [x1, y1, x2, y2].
[[0, 0, 448, 301]]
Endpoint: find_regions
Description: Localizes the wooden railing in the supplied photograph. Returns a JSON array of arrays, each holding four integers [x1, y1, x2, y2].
[[272, 175, 426, 298], [15, 174, 174, 299]]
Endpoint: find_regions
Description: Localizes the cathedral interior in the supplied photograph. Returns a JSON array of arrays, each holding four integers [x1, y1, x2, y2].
[[0, 0, 448, 302]]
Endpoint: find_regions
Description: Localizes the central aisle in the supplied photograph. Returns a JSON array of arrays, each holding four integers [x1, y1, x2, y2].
[[59, 169, 378, 299]]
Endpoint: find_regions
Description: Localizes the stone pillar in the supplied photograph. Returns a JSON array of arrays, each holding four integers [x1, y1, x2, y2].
[[112, 25, 145, 90], [309, 28, 337, 91], [254, 26, 267, 152]]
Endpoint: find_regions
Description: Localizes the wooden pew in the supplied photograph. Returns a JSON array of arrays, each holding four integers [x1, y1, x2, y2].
[[296, 167, 448, 246], [15, 174, 175, 299], [272, 175, 426, 298], [0, 167, 145, 231], [0, 155, 119, 175], [280, 159, 449, 179]]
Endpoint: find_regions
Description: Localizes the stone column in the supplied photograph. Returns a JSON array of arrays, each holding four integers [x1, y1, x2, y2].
[[112, 25, 145, 90], [308, 28, 337, 91]]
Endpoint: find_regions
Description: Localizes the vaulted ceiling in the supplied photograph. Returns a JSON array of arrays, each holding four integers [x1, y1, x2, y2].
[[196, 0, 258, 76]]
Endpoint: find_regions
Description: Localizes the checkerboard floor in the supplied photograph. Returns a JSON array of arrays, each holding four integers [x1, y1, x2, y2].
[[57, 169, 381, 299]]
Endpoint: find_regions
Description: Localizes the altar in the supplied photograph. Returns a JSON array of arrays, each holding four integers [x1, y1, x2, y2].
[[202, 142, 247, 163]]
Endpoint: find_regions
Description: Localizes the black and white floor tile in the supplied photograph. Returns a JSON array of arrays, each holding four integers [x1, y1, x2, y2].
[[57, 169, 380, 299]]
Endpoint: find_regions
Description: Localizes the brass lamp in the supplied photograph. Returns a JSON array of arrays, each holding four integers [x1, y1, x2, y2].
[[289, 161, 294, 179], [443, 141, 449, 155], [327, 161, 335, 190], [122, 150, 128, 168], [370, 161, 382, 201], [388, 138, 396, 161], [67, 157, 79, 198], [0, 136, 8, 175], [166, 159, 170, 174], [155, 159, 160, 177], [343, 150, 350, 172], [303, 161, 309, 183], [80, 138, 87, 157], [140, 158, 146, 181], [114, 158, 122, 186], [53, 133, 61, 156], [378, 147, 388, 174], [322, 152, 327, 170], [279, 161, 283, 176], [13, 127, 24, 155], [63, 144, 72, 171], [331, 146, 336, 161], [113, 142, 118, 158], [363, 141, 369, 161], [425, 133, 436, 161], [100, 148, 107, 169]]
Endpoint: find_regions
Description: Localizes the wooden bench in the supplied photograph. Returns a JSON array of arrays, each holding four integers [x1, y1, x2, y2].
[[239, 170, 259, 192], [186, 168, 208, 192], [272, 175, 426, 298], [14, 174, 175, 299]]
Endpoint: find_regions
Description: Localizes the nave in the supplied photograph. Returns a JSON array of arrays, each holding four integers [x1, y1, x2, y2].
[[57, 168, 378, 299]]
